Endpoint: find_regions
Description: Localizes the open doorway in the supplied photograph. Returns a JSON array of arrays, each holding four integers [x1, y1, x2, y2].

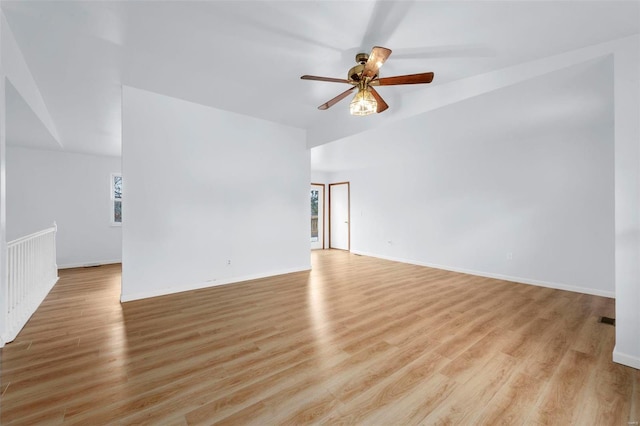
[[329, 182, 350, 251]]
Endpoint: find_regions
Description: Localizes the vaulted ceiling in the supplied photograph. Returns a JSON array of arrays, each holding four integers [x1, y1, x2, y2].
[[2, 1, 639, 157]]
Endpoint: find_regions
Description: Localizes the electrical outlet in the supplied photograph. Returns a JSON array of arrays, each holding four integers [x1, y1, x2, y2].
[[506, 252, 513, 260], [227, 260, 231, 265]]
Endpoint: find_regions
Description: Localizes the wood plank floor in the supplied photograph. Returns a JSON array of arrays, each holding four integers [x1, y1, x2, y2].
[[1, 249, 638, 425]]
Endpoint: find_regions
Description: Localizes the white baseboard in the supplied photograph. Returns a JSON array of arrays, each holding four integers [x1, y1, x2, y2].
[[613, 346, 640, 369], [120, 265, 311, 302], [58, 259, 122, 269], [350, 250, 615, 299]]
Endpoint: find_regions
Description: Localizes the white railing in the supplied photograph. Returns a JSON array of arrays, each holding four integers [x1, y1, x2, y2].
[[3, 223, 59, 344]]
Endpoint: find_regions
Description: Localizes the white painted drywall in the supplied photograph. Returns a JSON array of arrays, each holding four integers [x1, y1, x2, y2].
[[1, 12, 59, 147], [0, 72, 7, 346], [6, 146, 122, 268], [121, 86, 310, 302], [310, 171, 331, 185], [313, 57, 615, 298], [613, 36, 640, 369]]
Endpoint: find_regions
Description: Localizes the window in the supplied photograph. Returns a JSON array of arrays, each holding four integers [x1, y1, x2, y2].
[[111, 173, 122, 225]]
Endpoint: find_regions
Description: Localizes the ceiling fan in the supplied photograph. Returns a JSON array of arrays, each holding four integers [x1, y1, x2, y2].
[[301, 46, 434, 116]]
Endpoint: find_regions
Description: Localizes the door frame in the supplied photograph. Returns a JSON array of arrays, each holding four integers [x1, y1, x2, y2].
[[328, 182, 350, 251], [311, 183, 325, 250]]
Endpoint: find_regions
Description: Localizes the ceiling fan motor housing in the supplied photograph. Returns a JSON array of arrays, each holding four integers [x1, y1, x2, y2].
[[348, 64, 365, 81], [348, 53, 370, 81], [355, 52, 369, 64]]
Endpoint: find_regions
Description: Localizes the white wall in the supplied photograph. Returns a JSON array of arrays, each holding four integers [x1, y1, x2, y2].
[[6, 146, 122, 268], [311, 171, 331, 184], [613, 36, 640, 369], [121, 86, 310, 302], [313, 57, 615, 297], [1, 12, 59, 146], [0, 72, 7, 346]]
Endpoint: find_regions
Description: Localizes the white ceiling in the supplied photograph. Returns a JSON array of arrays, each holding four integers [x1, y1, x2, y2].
[[2, 1, 639, 157]]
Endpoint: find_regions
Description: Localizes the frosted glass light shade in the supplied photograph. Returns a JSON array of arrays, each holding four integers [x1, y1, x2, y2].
[[349, 88, 377, 116]]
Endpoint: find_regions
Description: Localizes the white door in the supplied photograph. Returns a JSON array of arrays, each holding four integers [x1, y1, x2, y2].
[[330, 182, 350, 250], [311, 184, 324, 250]]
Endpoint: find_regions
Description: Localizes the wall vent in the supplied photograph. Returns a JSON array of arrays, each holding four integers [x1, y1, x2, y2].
[[599, 316, 615, 326]]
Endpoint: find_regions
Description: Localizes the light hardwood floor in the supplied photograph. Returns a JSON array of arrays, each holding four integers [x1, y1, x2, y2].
[[1, 250, 638, 425]]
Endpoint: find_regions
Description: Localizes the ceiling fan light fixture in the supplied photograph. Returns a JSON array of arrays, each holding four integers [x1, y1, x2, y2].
[[349, 87, 377, 116]]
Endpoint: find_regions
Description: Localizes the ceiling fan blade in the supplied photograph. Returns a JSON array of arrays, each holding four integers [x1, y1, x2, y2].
[[362, 46, 392, 79], [373, 72, 434, 86], [369, 87, 388, 113], [301, 75, 352, 84], [361, 1, 415, 49], [318, 87, 356, 110], [391, 45, 494, 59]]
